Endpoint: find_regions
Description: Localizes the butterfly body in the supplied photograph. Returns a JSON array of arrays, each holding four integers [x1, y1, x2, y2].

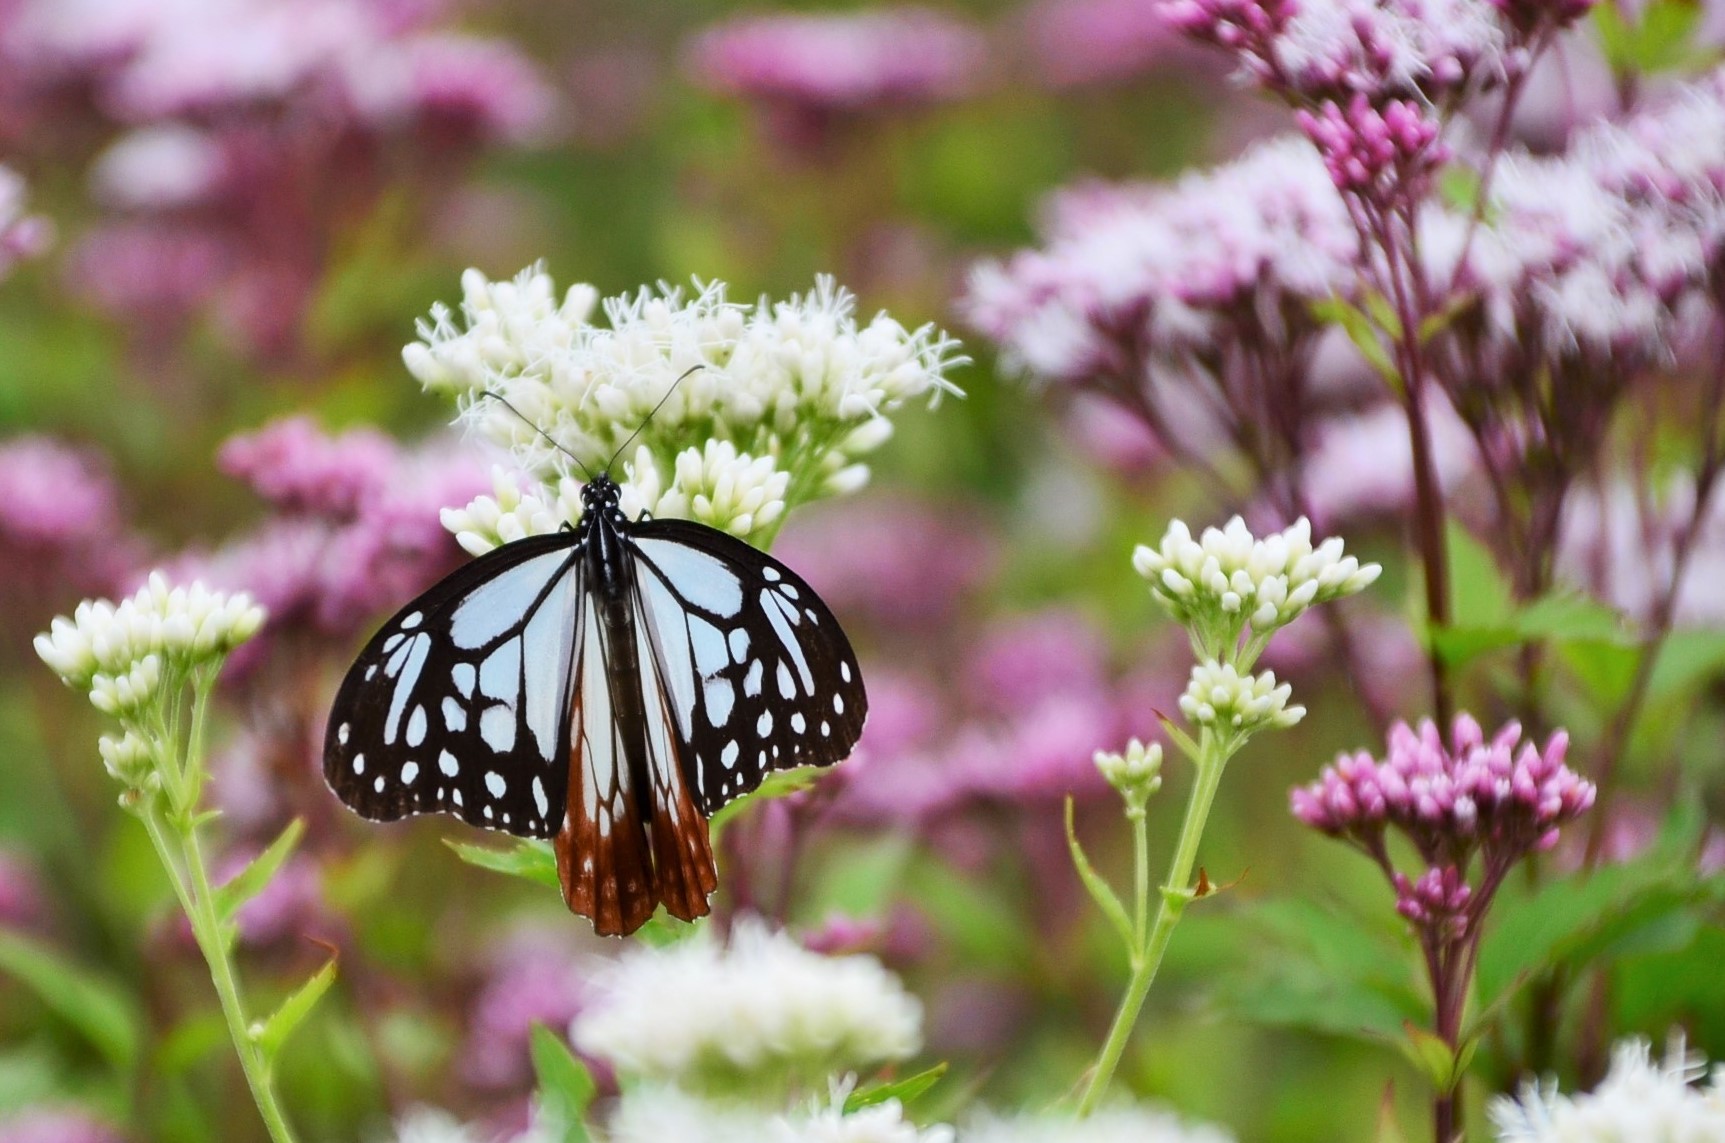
[[323, 473, 866, 936]]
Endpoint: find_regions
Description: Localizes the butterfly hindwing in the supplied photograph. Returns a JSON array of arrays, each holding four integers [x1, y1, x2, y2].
[[323, 532, 583, 839], [628, 519, 868, 817]]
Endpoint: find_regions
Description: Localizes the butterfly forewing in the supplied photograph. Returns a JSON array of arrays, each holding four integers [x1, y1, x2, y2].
[[629, 520, 868, 816], [323, 533, 583, 838]]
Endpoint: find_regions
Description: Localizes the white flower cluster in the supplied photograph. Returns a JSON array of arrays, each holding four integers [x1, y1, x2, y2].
[[389, 1107, 559, 1143], [606, 1084, 953, 1143], [1134, 516, 1380, 655], [1094, 738, 1164, 804], [965, 1105, 1237, 1143], [406, 265, 963, 544], [1491, 1036, 1725, 1142], [1179, 662, 1305, 735], [572, 917, 923, 1092], [35, 572, 266, 708]]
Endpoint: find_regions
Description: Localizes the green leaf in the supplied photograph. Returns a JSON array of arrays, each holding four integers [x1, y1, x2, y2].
[[447, 837, 560, 891], [1475, 806, 1725, 1009], [1594, 0, 1706, 75], [215, 818, 304, 926], [1312, 297, 1398, 384], [1197, 898, 1427, 1042], [530, 1023, 594, 1143], [1644, 629, 1725, 706], [1399, 1023, 1468, 1093], [0, 932, 142, 1074], [1064, 798, 1135, 952], [252, 959, 337, 1062], [1436, 165, 1483, 213], [708, 767, 822, 833], [844, 1062, 949, 1113]]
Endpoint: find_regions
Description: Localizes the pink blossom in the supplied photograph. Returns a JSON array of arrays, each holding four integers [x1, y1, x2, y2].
[[0, 1110, 125, 1143], [1556, 473, 1725, 628], [0, 435, 139, 602], [1021, 0, 1188, 88], [0, 165, 50, 277], [0, 849, 47, 933], [176, 420, 488, 679], [688, 9, 987, 113], [775, 494, 995, 631], [461, 931, 587, 1091], [1299, 399, 1478, 527], [1297, 93, 1447, 197], [1292, 714, 1594, 867]]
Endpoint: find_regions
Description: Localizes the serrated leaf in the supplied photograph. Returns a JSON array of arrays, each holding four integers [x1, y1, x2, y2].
[[253, 959, 336, 1062], [530, 1023, 594, 1142], [844, 1062, 948, 1113], [447, 838, 560, 890], [1475, 806, 1723, 1009], [1064, 798, 1135, 951], [0, 932, 142, 1074], [215, 819, 304, 925]]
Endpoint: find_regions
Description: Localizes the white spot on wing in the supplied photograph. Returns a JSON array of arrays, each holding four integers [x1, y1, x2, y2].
[[762, 566, 781, 582], [442, 697, 467, 733], [406, 706, 427, 748], [722, 740, 739, 768], [744, 659, 764, 697], [776, 661, 795, 699], [634, 537, 745, 616], [728, 627, 750, 662], [480, 640, 521, 702], [453, 663, 476, 698], [439, 750, 460, 777], [449, 550, 573, 649], [384, 634, 431, 745], [705, 677, 736, 725], [485, 771, 507, 799], [532, 776, 549, 819], [480, 706, 516, 752], [401, 761, 419, 783], [688, 615, 727, 677], [400, 611, 423, 629], [757, 710, 773, 735], [353, 753, 366, 774]]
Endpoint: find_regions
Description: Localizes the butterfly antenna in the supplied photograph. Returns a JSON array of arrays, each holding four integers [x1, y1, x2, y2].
[[480, 390, 595, 482], [604, 364, 705, 475]]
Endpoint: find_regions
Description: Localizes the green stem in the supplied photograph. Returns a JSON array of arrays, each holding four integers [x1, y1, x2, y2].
[[1078, 736, 1229, 1115], [137, 689, 300, 1143]]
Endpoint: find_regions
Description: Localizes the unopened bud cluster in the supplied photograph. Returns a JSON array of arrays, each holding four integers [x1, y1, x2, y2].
[[1094, 737, 1164, 813], [1179, 662, 1305, 738], [1133, 516, 1380, 661], [35, 572, 265, 804]]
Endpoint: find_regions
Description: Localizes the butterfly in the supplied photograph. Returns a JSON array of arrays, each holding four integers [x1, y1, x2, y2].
[[322, 471, 867, 936]]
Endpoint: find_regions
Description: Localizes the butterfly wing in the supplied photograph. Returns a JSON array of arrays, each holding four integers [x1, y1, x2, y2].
[[627, 519, 868, 817], [324, 532, 584, 839]]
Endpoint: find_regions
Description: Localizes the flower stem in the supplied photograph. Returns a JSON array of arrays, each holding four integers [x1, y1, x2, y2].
[[139, 695, 300, 1143], [1078, 741, 1228, 1115]]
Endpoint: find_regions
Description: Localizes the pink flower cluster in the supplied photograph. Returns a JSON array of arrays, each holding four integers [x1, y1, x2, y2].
[[0, 1110, 123, 1143], [1020, 0, 1188, 89], [1292, 715, 1595, 869], [964, 135, 1357, 385], [1, 0, 553, 357], [176, 417, 488, 678], [0, 435, 139, 606], [688, 8, 987, 114], [461, 931, 588, 1092], [1298, 94, 1446, 196], [1161, 0, 1512, 105]]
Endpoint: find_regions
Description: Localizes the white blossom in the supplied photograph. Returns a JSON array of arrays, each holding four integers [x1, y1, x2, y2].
[[35, 572, 266, 695], [782, 1083, 953, 1143], [1491, 1036, 1725, 1142], [89, 124, 224, 210], [98, 731, 156, 786], [1133, 516, 1379, 652], [605, 1083, 953, 1143], [964, 1105, 1237, 1143], [572, 917, 923, 1092], [439, 467, 583, 556], [407, 267, 963, 520], [1179, 662, 1305, 733]]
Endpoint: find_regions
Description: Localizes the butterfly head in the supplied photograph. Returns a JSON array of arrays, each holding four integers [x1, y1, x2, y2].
[[581, 472, 623, 514]]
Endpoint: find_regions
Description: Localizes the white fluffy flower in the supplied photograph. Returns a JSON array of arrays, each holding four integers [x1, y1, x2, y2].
[[1491, 1036, 1725, 1142], [572, 917, 923, 1091], [605, 1084, 953, 1143], [1179, 662, 1305, 733], [407, 268, 963, 514], [35, 572, 267, 695], [388, 1109, 486, 1143], [965, 1106, 1236, 1143], [1134, 517, 1380, 648]]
